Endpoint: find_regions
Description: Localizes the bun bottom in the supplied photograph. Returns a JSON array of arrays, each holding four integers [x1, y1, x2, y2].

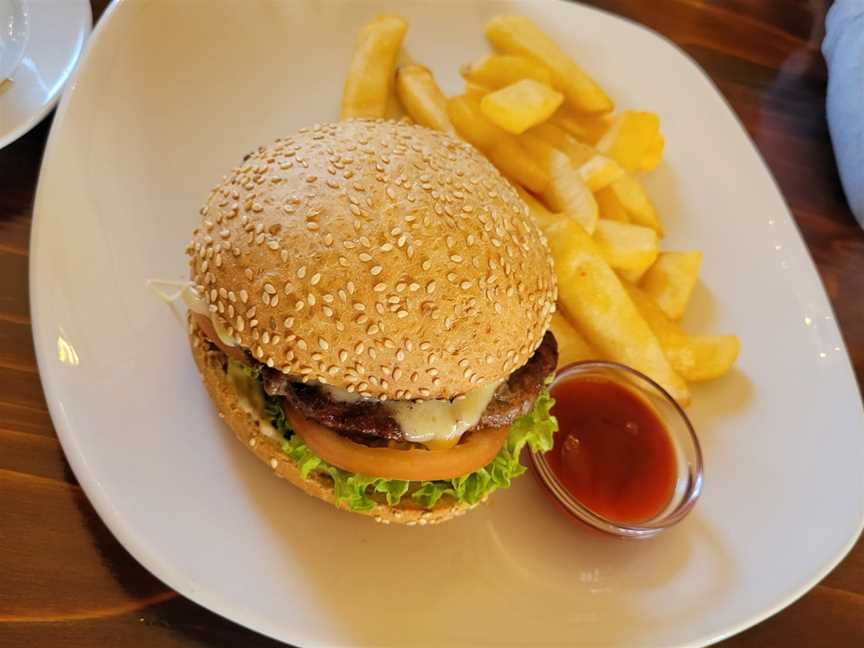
[[189, 320, 478, 525]]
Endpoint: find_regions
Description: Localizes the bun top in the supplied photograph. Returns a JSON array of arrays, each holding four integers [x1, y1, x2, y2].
[[187, 119, 556, 400]]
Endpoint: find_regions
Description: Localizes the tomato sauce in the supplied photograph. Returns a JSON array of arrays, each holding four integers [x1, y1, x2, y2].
[[547, 376, 677, 524]]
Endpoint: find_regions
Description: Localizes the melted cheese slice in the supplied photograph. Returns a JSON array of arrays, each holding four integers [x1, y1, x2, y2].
[[227, 362, 277, 439], [322, 382, 501, 449]]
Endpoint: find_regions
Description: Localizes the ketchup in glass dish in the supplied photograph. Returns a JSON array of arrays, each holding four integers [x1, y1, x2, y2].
[[531, 362, 703, 538]]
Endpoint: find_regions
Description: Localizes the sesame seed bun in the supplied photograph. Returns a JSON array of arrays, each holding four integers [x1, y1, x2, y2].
[[187, 119, 556, 400], [189, 319, 474, 525]]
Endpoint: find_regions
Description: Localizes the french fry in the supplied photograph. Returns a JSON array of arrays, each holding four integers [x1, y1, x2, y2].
[[641, 131, 665, 171], [481, 79, 564, 134], [525, 122, 594, 167], [594, 220, 658, 278], [682, 335, 740, 382], [460, 54, 553, 89], [640, 251, 703, 320], [520, 133, 598, 234], [447, 94, 549, 193], [395, 65, 454, 132], [550, 311, 596, 367], [551, 110, 612, 145], [596, 110, 664, 172], [544, 217, 689, 404], [447, 94, 501, 150], [515, 185, 559, 231], [595, 186, 629, 223], [384, 88, 404, 119], [341, 15, 408, 119], [608, 174, 662, 233], [577, 155, 624, 192], [623, 283, 694, 375], [464, 82, 492, 99], [625, 284, 739, 381], [487, 143, 549, 194], [486, 15, 613, 114]]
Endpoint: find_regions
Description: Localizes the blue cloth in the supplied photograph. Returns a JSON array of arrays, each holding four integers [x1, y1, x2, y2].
[[823, 0, 864, 226]]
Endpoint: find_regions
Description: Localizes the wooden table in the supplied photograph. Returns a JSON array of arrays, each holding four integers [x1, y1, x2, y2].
[[1, 0, 862, 645]]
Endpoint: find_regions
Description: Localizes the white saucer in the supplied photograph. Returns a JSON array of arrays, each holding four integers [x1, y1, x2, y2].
[[0, 0, 91, 149]]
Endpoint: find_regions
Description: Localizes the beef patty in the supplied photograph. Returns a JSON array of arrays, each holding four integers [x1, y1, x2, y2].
[[262, 331, 558, 442]]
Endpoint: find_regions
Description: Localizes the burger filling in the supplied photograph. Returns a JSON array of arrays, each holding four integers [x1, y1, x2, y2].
[[194, 314, 559, 512], [260, 331, 557, 447]]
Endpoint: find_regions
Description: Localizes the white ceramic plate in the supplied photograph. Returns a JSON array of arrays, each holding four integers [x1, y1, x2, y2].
[[31, 1, 864, 646], [0, 0, 91, 149]]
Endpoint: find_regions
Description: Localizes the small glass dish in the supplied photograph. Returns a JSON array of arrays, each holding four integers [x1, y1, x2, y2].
[[531, 361, 703, 539]]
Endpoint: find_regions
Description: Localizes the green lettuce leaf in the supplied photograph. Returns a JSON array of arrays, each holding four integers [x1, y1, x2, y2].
[[231, 359, 558, 512]]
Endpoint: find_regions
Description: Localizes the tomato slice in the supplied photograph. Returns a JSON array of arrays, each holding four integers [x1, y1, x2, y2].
[[191, 312, 248, 363], [286, 407, 508, 481]]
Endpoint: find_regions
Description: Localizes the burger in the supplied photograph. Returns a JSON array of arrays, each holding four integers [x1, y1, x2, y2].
[[185, 119, 558, 525]]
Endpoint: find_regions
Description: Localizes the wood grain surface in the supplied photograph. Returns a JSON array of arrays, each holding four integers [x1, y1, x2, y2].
[[1, 0, 861, 645]]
